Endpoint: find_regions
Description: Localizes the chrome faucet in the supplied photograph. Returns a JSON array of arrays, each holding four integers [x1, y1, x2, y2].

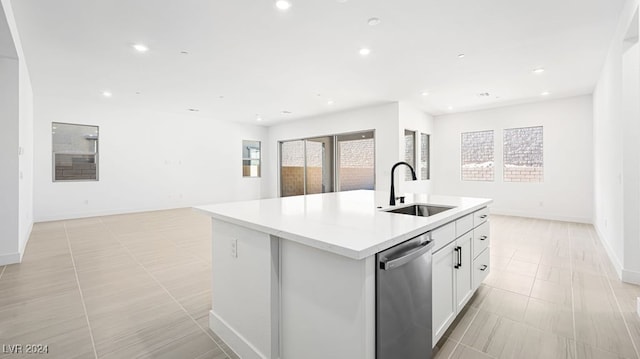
[[390, 161, 417, 206]]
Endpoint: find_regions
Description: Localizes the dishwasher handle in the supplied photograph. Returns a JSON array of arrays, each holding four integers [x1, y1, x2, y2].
[[379, 240, 434, 271]]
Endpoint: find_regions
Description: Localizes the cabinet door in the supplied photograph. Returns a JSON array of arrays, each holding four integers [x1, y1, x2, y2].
[[432, 241, 456, 345], [455, 233, 474, 313]]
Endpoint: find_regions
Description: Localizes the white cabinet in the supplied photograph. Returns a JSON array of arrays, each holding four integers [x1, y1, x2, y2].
[[454, 232, 473, 313], [432, 207, 490, 346], [432, 241, 456, 342]]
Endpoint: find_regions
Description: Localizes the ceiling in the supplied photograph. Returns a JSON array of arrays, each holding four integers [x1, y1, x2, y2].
[[10, 0, 625, 125]]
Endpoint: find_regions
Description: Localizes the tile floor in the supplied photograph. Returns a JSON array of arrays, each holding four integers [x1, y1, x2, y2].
[[0, 208, 236, 359], [434, 215, 640, 359], [1, 209, 639, 359]]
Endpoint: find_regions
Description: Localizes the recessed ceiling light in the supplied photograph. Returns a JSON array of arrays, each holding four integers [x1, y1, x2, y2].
[[132, 44, 149, 53], [359, 48, 371, 56], [102, 91, 112, 98], [187, 108, 200, 112], [541, 91, 550, 96], [327, 100, 334, 105], [275, 0, 291, 10], [281, 110, 292, 114], [457, 54, 465, 58], [533, 68, 545, 74], [367, 17, 381, 26], [421, 92, 430, 96]]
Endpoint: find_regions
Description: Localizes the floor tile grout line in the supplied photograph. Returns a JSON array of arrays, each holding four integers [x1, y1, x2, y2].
[[446, 306, 482, 359], [0, 266, 5, 281], [63, 222, 99, 359], [98, 218, 235, 359], [568, 224, 579, 358], [592, 230, 640, 359]]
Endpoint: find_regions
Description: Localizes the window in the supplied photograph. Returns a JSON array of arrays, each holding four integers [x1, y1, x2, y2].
[[503, 126, 543, 182], [242, 140, 261, 177], [404, 130, 416, 180], [461, 130, 494, 181], [279, 130, 375, 197], [52, 122, 99, 181], [420, 133, 430, 180], [337, 131, 375, 191]]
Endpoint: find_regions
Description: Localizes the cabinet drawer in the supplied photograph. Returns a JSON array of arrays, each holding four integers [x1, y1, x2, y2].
[[473, 221, 490, 258], [473, 248, 490, 290], [431, 222, 456, 253], [474, 207, 490, 226], [455, 214, 473, 237]]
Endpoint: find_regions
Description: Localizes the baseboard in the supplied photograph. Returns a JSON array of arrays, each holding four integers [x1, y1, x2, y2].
[[593, 224, 623, 280], [34, 204, 191, 222], [209, 310, 265, 359], [489, 208, 592, 224], [19, 221, 33, 262], [622, 269, 640, 285], [0, 251, 21, 266]]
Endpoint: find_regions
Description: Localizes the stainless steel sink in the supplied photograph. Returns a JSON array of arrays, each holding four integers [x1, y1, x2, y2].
[[385, 204, 455, 217]]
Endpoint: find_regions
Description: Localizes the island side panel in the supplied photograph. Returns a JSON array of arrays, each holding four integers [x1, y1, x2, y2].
[[280, 239, 375, 359], [210, 219, 279, 359]]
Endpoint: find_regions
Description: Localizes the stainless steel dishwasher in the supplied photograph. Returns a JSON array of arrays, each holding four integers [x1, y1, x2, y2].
[[376, 232, 434, 359]]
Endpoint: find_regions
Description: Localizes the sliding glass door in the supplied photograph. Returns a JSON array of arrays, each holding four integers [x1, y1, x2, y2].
[[279, 130, 374, 197]]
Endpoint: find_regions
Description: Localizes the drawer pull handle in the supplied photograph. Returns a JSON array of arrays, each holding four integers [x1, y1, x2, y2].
[[480, 265, 488, 271], [480, 235, 487, 241], [479, 215, 487, 219]]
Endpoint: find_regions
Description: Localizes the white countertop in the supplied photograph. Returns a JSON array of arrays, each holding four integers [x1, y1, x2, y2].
[[194, 190, 492, 260]]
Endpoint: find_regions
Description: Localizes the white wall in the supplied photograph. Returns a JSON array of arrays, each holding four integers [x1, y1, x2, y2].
[[34, 96, 267, 221], [1, 0, 34, 265], [398, 102, 435, 195], [266, 103, 400, 198], [0, 57, 20, 265], [18, 51, 33, 256], [432, 95, 594, 223], [593, 0, 640, 283]]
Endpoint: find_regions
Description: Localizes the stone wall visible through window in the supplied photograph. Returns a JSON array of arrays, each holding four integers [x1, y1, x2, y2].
[[461, 130, 494, 181], [420, 133, 430, 180], [52, 122, 99, 181], [404, 130, 416, 180], [503, 126, 543, 182]]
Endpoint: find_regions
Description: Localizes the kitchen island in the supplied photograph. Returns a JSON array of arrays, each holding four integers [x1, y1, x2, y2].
[[195, 190, 492, 359]]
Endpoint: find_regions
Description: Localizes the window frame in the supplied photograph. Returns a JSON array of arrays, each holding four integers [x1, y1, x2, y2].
[[502, 126, 544, 183], [52, 122, 100, 182], [460, 129, 495, 182]]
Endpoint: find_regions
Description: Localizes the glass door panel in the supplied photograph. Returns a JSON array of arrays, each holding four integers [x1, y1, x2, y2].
[[337, 131, 375, 191], [280, 140, 305, 197], [305, 137, 334, 194]]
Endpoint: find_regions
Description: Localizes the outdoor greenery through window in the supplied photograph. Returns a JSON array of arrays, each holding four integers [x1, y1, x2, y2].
[[461, 130, 494, 181], [52, 122, 99, 181], [503, 126, 543, 182]]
